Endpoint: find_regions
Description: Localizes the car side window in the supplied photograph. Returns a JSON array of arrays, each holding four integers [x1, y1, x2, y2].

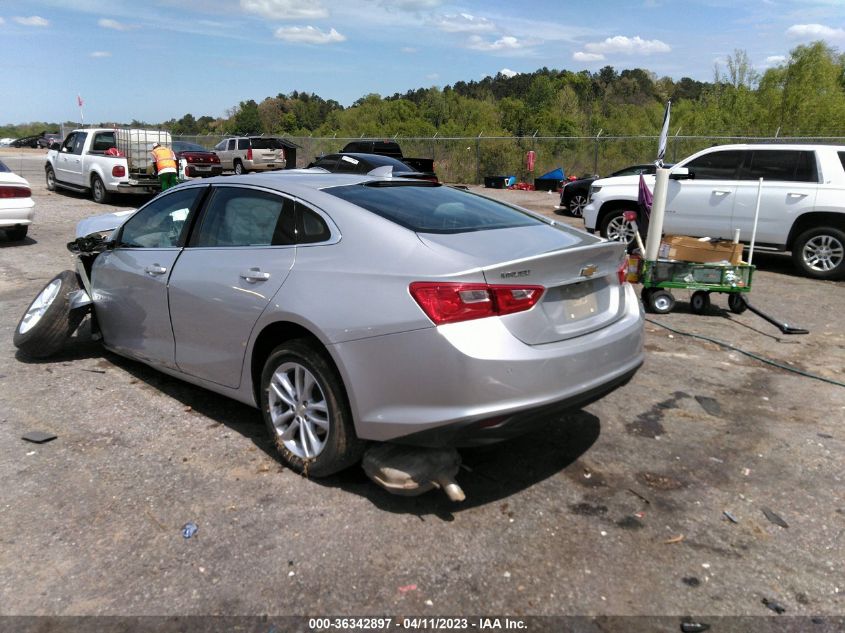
[[214, 140, 226, 151], [686, 150, 743, 180], [237, 139, 249, 150], [71, 133, 88, 155], [92, 132, 116, 152], [227, 140, 236, 151], [193, 188, 295, 247], [296, 202, 331, 244], [60, 133, 76, 153], [117, 187, 204, 249], [741, 150, 818, 183], [336, 155, 360, 174], [314, 157, 339, 171]]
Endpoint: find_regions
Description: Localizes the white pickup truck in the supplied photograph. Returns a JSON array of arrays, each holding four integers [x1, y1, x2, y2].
[[583, 144, 845, 280], [45, 128, 171, 203]]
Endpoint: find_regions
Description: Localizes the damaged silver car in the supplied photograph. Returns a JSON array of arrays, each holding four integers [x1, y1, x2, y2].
[[14, 172, 644, 476]]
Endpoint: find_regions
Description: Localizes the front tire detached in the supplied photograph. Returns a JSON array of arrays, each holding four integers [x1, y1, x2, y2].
[[13, 271, 85, 358], [792, 226, 845, 280], [260, 339, 365, 477]]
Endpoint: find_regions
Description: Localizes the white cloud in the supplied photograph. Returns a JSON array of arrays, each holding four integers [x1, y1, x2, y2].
[[431, 13, 496, 33], [0, 17, 5, 25], [765, 55, 786, 64], [241, 0, 328, 20], [583, 35, 671, 55], [573, 51, 605, 62], [467, 35, 526, 51], [786, 23, 845, 42], [499, 68, 518, 77], [401, 47, 418, 53], [13, 16, 49, 27], [426, 73, 439, 80], [390, 0, 442, 8], [90, 51, 112, 57], [274, 25, 345, 44], [98, 18, 137, 30]]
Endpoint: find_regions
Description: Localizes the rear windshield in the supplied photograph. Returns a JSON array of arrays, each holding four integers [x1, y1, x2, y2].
[[250, 138, 283, 149], [326, 183, 543, 234], [0, 159, 10, 173]]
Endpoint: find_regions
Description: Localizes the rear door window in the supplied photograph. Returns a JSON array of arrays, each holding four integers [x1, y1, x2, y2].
[[686, 150, 743, 180], [192, 187, 295, 247], [326, 183, 543, 234], [237, 139, 249, 150], [741, 150, 818, 182]]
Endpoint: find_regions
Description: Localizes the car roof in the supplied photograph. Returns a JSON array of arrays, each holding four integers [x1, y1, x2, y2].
[[184, 169, 418, 197], [323, 153, 413, 169]]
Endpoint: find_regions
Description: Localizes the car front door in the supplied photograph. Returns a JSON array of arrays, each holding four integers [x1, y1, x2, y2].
[[663, 149, 743, 240], [214, 139, 234, 170], [56, 132, 87, 186], [167, 185, 298, 388], [91, 186, 207, 367], [731, 149, 819, 246]]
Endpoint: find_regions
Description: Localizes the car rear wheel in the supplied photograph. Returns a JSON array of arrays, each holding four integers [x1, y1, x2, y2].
[[260, 339, 365, 477], [91, 174, 110, 204], [13, 271, 86, 358], [45, 166, 56, 191], [600, 209, 637, 245], [569, 194, 588, 218], [5, 225, 28, 241], [233, 160, 246, 175], [792, 227, 845, 280]]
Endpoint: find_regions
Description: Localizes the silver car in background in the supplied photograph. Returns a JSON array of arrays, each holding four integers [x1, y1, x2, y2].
[[14, 172, 644, 476]]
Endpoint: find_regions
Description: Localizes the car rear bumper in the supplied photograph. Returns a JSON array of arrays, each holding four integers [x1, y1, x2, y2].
[[0, 200, 35, 227], [245, 160, 285, 171], [331, 282, 644, 445], [184, 165, 223, 178]]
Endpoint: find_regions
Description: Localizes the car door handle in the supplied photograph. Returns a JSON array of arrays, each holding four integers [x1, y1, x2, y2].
[[712, 190, 731, 195], [787, 192, 807, 198], [240, 268, 271, 283], [144, 264, 168, 276]]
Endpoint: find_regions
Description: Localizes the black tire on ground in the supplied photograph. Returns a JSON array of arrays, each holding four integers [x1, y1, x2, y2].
[[13, 271, 86, 358], [599, 209, 637, 245], [728, 293, 748, 314], [260, 339, 365, 477], [646, 289, 675, 314], [91, 174, 110, 204], [689, 290, 711, 315], [5, 225, 28, 241], [45, 165, 56, 191], [791, 226, 845, 280], [233, 160, 246, 175], [640, 286, 653, 307]]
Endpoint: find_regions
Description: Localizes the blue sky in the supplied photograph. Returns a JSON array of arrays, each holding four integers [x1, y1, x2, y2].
[[1, 0, 844, 125]]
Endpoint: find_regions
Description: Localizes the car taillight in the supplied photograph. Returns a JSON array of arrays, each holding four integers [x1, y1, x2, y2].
[[409, 282, 544, 325], [211, 154, 220, 164], [0, 186, 30, 198], [617, 253, 630, 285], [246, 148, 253, 161], [112, 165, 125, 177]]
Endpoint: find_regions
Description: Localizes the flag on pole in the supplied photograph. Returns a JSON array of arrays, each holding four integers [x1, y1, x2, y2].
[[656, 100, 671, 167], [77, 94, 84, 107]]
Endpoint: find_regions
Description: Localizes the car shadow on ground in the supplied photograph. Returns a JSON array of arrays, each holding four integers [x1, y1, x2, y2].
[[17, 330, 601, 518], [43, 188, 153, 209], [0, 235, 36, 247]]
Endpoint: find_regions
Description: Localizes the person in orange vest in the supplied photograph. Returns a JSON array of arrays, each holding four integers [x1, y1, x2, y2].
[[150, 142, 178, 191]]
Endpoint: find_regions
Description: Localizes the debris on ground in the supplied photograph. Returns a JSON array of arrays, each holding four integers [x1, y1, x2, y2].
[[681, 577, 701, 587], [664, 534, 685, 544], [723, 511, 739, 524], [80, 368, 106, 374], [398, 584, 417, 593], [680, 620, 711, 632], [181, 522, 199, 539], [21, 431, 57, 444], [362, 444, 465, 501], [761, 507, 789, 528], [762, 597, 787, 614], [694, 395, 722, 416]]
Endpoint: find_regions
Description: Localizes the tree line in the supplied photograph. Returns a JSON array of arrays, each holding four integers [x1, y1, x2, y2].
[[3, 42, 844, 142]]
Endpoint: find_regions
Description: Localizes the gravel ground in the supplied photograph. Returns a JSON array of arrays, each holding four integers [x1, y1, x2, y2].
[[1, 149, 844, 625]]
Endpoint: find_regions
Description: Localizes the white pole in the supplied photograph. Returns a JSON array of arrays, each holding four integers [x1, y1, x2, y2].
[[747, 177, 763, 265], [644, 168, 670, 261]]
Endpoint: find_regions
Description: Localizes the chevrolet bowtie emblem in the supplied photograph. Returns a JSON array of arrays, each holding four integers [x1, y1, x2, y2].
[[580, 264, 598, 277]]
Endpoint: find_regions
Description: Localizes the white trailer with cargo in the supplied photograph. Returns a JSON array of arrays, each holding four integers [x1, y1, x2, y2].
[[45, 128, 171, 203]]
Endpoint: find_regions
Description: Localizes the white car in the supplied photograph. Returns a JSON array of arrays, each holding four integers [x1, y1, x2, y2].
[[583, 144, 845, 280], [0, 159, 34, 241]]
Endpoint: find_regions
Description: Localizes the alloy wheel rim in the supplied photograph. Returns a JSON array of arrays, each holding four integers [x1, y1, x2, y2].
[[19, 279, 61, 334], [654, 295, 672, 311], [570, 195, 586, 217], [803, 235, 844, 272], [606, 216, 635, 243], [268, 362, 329, 459]]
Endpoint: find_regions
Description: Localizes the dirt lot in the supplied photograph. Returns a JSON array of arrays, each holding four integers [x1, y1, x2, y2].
[[1, 149, 844, 627]]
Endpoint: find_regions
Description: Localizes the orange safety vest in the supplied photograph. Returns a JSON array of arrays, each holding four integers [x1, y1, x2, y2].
[[151, 146, 177, 172]]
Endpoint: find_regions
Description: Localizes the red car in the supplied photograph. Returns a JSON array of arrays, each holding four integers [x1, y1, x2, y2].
[[172, 141, 222, 179]]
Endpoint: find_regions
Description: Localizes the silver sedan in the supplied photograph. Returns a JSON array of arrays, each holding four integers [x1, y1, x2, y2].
[[14, 171, 644, 476]]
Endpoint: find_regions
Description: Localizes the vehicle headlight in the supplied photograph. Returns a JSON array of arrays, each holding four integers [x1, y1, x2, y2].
[[588, 185, 601, 201]]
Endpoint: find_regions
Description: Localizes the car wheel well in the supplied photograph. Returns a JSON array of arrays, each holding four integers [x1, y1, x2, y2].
[[597, 200, 639, 227], [787, 213, 845, 249], [250, 322, 330, 404]]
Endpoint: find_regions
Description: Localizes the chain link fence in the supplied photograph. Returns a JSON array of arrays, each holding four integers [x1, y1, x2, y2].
[[174, 134, 845, 183]]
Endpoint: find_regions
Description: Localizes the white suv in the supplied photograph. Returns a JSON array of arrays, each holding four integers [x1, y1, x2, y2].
[[582, 144, 845, 280]]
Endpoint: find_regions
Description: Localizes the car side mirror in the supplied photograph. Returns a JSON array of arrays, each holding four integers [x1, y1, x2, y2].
[[669, 167, 692, 180], [50, 142, 61, 151]]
